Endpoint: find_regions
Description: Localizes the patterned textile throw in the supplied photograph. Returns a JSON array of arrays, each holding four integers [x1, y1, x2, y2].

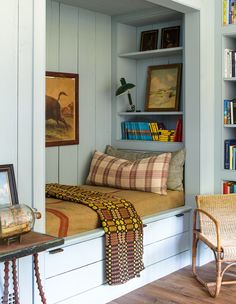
[[45, 183, 144, 285]]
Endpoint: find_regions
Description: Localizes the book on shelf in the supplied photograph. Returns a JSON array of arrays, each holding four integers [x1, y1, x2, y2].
[[224, 139, 236, 169], [224, 48, 236, 78], [223, 0, 236, 25], [120, 119, 182, 142], [224, 99, 236, 124], [223, 181, 236, 193]]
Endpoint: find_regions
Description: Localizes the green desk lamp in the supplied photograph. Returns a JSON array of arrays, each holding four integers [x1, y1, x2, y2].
[[116, 78, 136, 112]]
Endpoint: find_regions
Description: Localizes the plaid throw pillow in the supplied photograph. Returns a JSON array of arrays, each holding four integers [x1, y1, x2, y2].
[[86, 151, 171, 195]]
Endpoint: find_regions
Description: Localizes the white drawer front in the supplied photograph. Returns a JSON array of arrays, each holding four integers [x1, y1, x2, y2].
[[143, 212, 190, 246], [45, 237, 105, 278], [45, 260, 105, 304], [144, 231, 190, 267]]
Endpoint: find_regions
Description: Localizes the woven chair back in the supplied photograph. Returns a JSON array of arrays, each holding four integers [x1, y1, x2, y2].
[[196, 194, 236, 240]]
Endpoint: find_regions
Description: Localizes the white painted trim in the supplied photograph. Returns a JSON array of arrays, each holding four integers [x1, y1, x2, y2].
[[33, 0, 46, 232]]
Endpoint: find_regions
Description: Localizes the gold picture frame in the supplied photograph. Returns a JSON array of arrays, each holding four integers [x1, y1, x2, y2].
[[145, 64, 182, 112]]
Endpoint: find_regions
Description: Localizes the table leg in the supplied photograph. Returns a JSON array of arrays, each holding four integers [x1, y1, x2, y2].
[[33, 253, 46, 304], [12, 258, 20, 304], [2, 261, 9, 304]]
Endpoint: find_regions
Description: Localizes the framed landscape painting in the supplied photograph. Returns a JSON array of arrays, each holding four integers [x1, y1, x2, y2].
[[46, 71, 79, 147], [145, 64, 182, 112]]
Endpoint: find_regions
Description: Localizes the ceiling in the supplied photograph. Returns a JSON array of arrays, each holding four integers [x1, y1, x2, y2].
[[56, 0, 171, 16]]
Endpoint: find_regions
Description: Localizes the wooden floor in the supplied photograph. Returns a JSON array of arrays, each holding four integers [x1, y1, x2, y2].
[[108, 263, 236, 304]]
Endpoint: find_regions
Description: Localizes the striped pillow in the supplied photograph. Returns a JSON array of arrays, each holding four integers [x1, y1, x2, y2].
[[86, 151, 171, 195]]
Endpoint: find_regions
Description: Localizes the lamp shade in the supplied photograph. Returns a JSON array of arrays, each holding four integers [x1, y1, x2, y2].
[[116, 78, 135, 96]]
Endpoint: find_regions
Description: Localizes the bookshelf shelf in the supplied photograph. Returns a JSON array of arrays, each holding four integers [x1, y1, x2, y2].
[[119, 47, 183, 60], [222, 24, 236, 37], [224, 124, 236, 127], [118, 111, 183, 116], [223, 77, 236, 81], [115, 140, 184, 152]]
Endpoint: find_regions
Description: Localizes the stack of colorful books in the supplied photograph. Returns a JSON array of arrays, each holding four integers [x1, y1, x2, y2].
[[223, 0, 236, 25], [224, 139, 236, 169], [224, 99, 236, 124], [223, 181, 236, 193], [121, 119, 182, 142]]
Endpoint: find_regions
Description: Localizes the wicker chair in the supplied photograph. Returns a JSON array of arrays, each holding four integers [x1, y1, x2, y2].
[[192, 194, 236, 297]]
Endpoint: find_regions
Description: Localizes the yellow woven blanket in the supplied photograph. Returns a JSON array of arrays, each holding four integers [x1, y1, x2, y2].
[[45, 183, 144, 285]]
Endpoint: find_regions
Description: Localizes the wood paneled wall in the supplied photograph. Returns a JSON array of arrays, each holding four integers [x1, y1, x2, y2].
[[46, 0, 111, 185]]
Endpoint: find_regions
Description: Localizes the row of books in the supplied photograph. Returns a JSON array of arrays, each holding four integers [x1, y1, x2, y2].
[[224, 99, 236, 124], [223, 181, 236, 193], [224, 139, 236, 169], [224, 48, 236, 78], [121, 119, 183, 142], [223, 0, 236, 25]]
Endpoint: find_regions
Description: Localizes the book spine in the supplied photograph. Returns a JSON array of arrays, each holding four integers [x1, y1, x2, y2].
[[229, 0, 232, 23], [230, 145, 234, 169], [232, 50, 235, 77], [224, 0, 227, 25], [223, 182, 229, 194], [224, 99, 228, 124], [231, 100, 234, 124], [233, 101, 236, 124], [225, 140, 230, 169], [232, 0, 235, 24]]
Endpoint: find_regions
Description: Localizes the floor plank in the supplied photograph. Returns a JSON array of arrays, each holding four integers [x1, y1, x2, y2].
[[107, 263, 236, 304]]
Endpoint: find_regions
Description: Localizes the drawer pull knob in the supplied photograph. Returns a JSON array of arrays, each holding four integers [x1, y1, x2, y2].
[[49, 248, 64, 255], [175, 213, 184, 217]]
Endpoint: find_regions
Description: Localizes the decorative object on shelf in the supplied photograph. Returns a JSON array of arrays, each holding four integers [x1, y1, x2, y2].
[[0, 164, 18, 206], [145, 64, 182, 112], [0, 204, 41, 245], [46, 71, 79, 147], [116, 78, 136, 112], [161, 26, 180, 49], [140, 29, 158, 52]]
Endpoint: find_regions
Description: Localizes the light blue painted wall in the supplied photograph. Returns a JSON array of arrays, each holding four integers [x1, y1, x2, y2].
[[46, 0, 111, 185]]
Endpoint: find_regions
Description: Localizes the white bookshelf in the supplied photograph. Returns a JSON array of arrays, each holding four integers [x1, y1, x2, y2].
[[119, 47, 183, 60], [112, 18, 184, 150]]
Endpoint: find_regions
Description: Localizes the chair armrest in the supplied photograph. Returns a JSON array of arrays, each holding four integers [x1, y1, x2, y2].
[[193, 208, 221, 252]]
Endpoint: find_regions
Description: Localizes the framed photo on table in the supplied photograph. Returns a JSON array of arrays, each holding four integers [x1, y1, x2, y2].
[[0, 164, 18, 206], [46, 71, 79, 147], [140, 30, 158, 52], [145, 64, 182, 112], [161, 26, 180, 49]]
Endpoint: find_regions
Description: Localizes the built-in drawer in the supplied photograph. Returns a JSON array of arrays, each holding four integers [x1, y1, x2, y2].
[[143, 211, 190, 246], [45, 237, 105, 278], [45, 260, 105, 304], [144, 231, 190, 267]]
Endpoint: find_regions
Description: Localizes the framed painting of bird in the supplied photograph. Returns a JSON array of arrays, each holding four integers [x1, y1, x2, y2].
[[45, 71, 79, 147]]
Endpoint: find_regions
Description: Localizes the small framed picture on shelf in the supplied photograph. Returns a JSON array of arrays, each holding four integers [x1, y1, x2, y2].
[[0, 164, 18, 206], [161, 26, 180, 49], [140, 30, 158, 52], [145, 63, 182, 112]]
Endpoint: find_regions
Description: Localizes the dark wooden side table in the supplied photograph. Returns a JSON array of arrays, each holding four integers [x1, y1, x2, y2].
[[0, 231, 64, 304]]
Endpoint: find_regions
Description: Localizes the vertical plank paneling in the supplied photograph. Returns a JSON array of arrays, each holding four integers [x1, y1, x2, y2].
[[116, 24, 137, 113], [0, 0, 18, 165], [95, 13, 111, 152], [77, 8, 96, 184], [18, 0, 33, 204], [59, 4, 79, 184], [46, 1, 112, 185], [46, 0, 59, 182]]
